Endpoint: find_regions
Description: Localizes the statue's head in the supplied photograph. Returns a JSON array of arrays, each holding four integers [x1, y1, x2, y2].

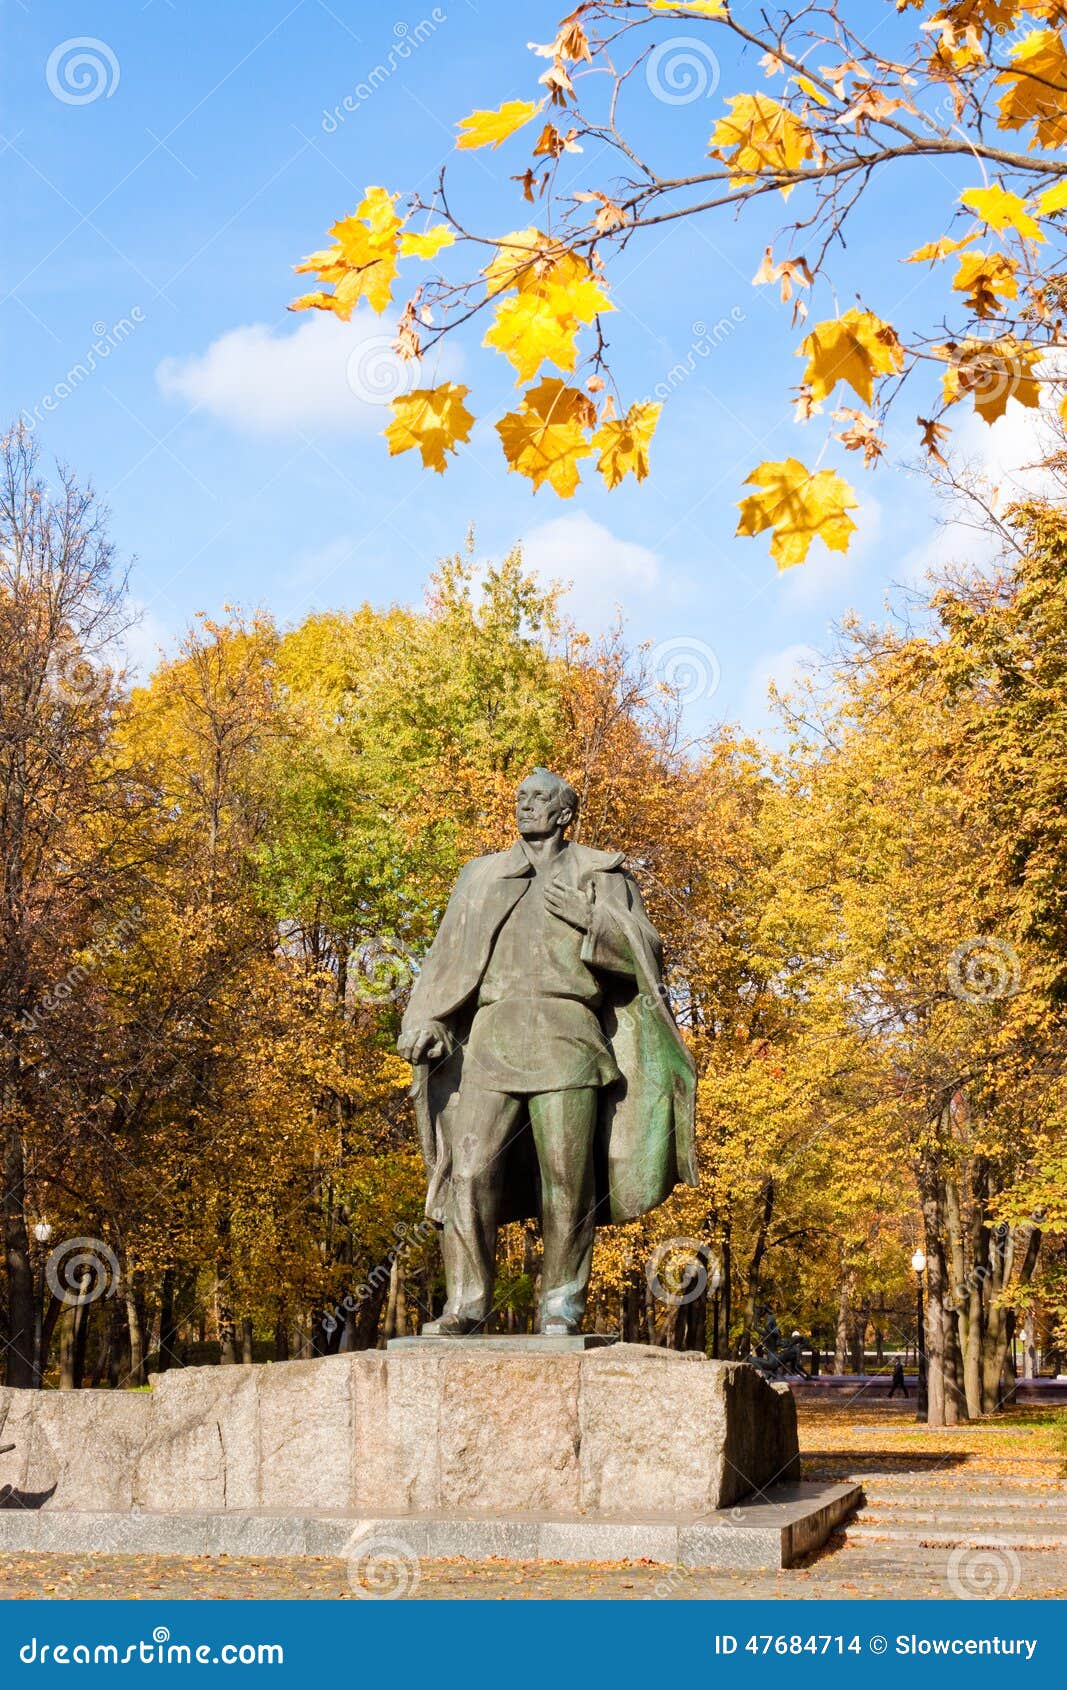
[[515, 768, 578, 841]]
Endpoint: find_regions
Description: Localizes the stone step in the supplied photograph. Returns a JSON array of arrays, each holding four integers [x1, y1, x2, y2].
[[855, 1492, 1067, 1513], [845, 1518, 1067, 1549], [813, 1476, 1064, 1503], [0, 1482, 863, 1571]]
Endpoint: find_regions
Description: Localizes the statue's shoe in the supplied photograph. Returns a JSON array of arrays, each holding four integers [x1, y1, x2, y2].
[[420, 1314, 479, 1337], [540, 1317, 579, 1337]]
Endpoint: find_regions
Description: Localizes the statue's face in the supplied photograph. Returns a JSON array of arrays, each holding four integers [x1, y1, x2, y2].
[[516, 774, 571, 839]]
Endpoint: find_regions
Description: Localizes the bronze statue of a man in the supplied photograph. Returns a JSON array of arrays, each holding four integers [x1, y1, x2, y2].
[[398, 769, 697, 1336]]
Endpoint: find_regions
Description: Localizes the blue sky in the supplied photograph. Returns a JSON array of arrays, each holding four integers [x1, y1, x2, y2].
[[3, 0, 1044, 735]]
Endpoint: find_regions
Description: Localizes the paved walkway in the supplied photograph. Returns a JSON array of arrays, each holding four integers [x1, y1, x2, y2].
[[0, 1400, 1063, 1600]]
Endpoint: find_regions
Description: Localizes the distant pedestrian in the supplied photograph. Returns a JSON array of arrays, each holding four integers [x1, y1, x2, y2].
[[887, 1358, 908, 1398]]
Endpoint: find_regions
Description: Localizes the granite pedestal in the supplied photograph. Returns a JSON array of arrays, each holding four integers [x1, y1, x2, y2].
[[0, 1343, 854, 1568]]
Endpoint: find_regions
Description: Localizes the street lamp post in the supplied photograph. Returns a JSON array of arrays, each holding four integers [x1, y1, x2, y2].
[[912, 1247, 927, 1422], [32, 1221, 53, 1389], [709, 1265, 723, 1358]]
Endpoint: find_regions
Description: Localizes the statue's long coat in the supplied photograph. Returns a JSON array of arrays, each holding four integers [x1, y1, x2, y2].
[[401, 840, 698, 1228]]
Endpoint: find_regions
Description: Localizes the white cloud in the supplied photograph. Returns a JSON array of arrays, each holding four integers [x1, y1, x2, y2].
[[518, 512, 663, 628], [156, 311, 453, 435]]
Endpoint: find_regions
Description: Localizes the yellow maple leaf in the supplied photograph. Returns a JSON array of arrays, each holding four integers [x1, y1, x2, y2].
[[952, 251, 1019, 317], [996, 29, 1067, 149], [384, 383, 474, 472], [483, 229, 546, 296], [333, 235, 399, 315], [290, 189, 402, 317], [709, 94, 815, 195], [959, 185, 1044, 243], [591, 402, 662, 489], [1036, 180, 1067, 216], [905, 232, 979, 263], [484, 289, 582, 382], [647, 1, 727, 13], [353, 186, 402, 247], [292, 244, 349, 283], [798, 309, 904, 405], [456, 99, 544, 150], [481, 231, 612, 381], [496, 377, 594, 496], [289, 291, 339, 315], [940, 337, 1042, 423], [399, 225, 456, 260], [736, 458, 858, 570]]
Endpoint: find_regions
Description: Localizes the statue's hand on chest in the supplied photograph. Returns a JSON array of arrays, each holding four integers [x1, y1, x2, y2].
[[543, 878, 592, 932]]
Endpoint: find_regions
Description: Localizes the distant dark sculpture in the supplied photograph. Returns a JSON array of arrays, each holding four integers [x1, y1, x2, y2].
[[748, 1310, 809, 1379], [398, 769, 697, 1336]]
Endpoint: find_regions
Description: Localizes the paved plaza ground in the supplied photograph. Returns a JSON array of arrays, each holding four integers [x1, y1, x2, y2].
[[0, 1396, 1063, 1600]]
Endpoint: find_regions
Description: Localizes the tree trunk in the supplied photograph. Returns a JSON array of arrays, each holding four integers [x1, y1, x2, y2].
[[918, 1199, 966, 1425], [72, 1291, 91, 1389], [58, 1301, 76, 1390], [158, 1268, 177, 1374], [382, 1256, 400, 1343], [850, 1304, 869, 1374], [352, 1278, 388, 1349], [1021, 1311, 1036, 1379], [741, 1178, 774, 1352], [2, 1085, 34, 1388], [395, 1272, 408, 1340], [241, 1318, 254, 1365], [56, 1269, 93, 1389], [125, 1287, 146, 1387], [834, 1261, 850, 1373]]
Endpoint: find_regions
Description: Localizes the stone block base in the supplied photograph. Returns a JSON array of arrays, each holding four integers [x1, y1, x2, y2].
[[0, 1344, 800, 1529]]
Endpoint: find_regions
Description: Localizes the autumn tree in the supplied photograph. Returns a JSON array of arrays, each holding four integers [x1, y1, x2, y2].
[[768, 568, 1060, 1421], [0, 424, 133, 1387]]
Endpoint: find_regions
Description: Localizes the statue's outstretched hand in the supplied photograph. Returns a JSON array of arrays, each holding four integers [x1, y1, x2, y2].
[[398, 1022, 449, 1063], [544, 881, 591, 931]]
